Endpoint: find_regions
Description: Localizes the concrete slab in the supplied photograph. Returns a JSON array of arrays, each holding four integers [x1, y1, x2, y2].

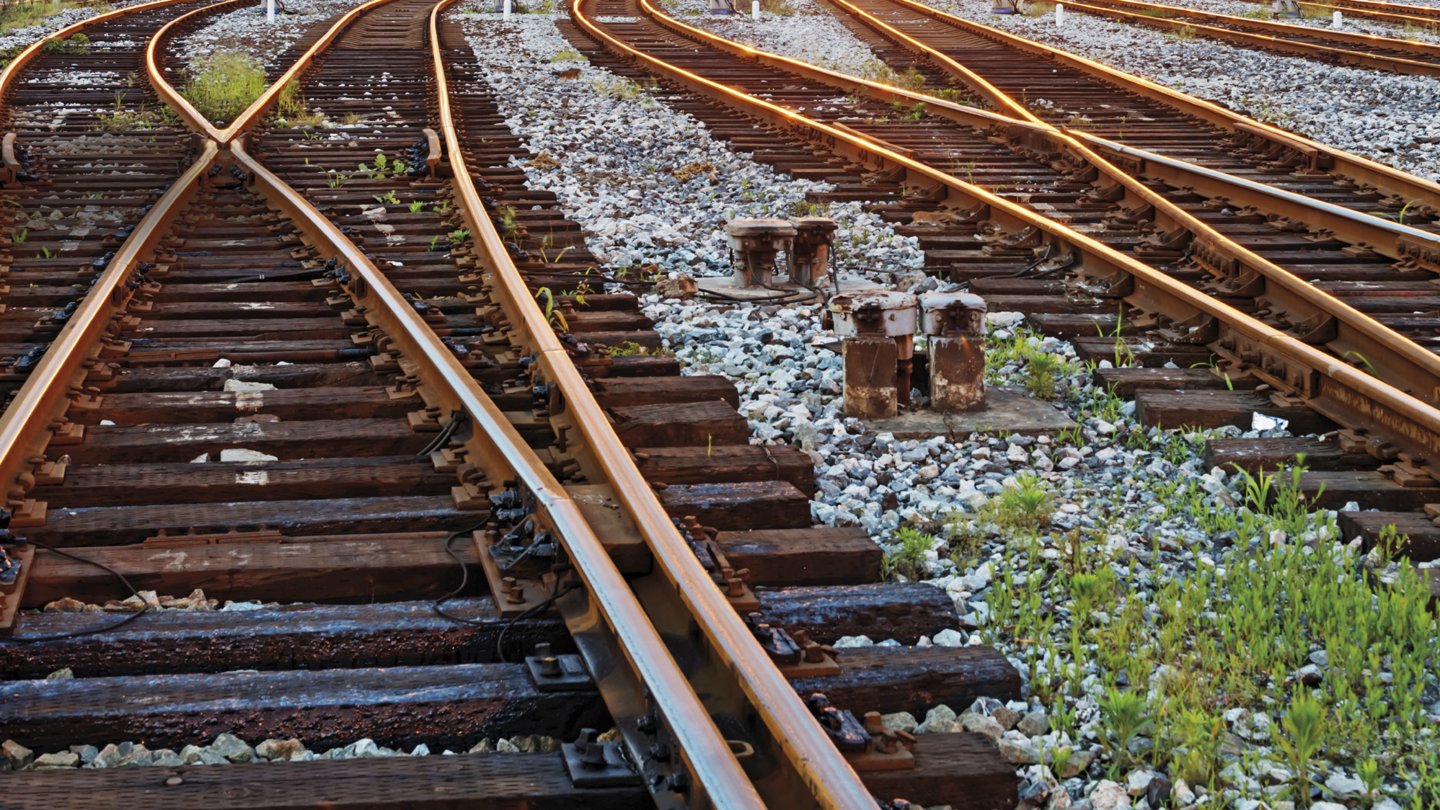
[[864, 388, 1073, 439]]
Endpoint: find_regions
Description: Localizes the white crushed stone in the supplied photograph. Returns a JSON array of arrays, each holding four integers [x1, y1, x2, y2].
[[458, 10, 921, 276], [456, 7, 1437, 807], [173, 0, 360, 69], [667, 0, 891, 75], [658, 0, 1440, 180]]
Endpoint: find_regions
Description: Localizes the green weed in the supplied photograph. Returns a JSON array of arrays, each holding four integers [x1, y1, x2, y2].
[[181, 51, 266, 124]]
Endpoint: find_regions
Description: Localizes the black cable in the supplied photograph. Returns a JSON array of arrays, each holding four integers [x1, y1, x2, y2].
[[0, 537, 148, 644], [428, 529, 579, 663], [493, 581, 579, 663]]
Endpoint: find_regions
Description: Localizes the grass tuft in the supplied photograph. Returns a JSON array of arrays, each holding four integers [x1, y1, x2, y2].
[[182, 51, 266, 124]]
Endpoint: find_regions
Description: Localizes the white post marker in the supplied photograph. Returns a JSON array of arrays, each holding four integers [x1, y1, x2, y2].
[[752, 0, 760, 20], [266, 0, 275, 22], [503, 0, 512, 18], [1055, 3, 1064, 26], [1331, 9, 1342, 27]]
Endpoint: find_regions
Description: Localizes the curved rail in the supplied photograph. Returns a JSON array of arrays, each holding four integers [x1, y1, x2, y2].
[[427, 0, 878, 804], [864, 0, 1440, 216], [141, 0, 876, 805], [0, 144, 215, 526], [0, 0, 206, 120], [0, 0, 778, 804], [572, 0, 1440, 475], [229, 136, 767, 809], [1050, 0, 1440, 76], [147, 0, 402, 142], [816, 0, 1440, 401]]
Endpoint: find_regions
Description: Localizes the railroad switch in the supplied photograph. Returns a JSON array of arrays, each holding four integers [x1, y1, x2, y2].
[[790, 216, 838, 287], [920, 292, 987, 413], [829, 290, 917, 419], [1272, 0, 1300, 17], [562, 728, 641, 788], [725, 218, 796, 287]]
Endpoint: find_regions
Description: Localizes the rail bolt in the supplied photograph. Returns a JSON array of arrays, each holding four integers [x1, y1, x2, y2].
[[789, 217, 838, 287], [920, 292, 987, 413], [725, 218, 796, 288], [829, 290, 918, 419]]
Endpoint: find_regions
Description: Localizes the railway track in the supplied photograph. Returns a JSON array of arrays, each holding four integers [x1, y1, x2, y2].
[[815, 0, 1440, 383], [0, 1, 1027, 807], [1231, 0, 1440, 26], [1012, 0, 1440, 76], [0, 0, 208, 416], [565, 0, 1440, 562]]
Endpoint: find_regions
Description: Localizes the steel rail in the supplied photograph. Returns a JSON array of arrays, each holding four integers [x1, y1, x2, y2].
[[231, 137, 767, 809], [147, 0, 402, 143], [1072, 0, 1440, 58], [815, 0, 1440, 403], [624, 0, 1440, 404], [0, 0, 221, 570], [574, 0, 1440, 475], [142, 0, 869, 805], [0, 144, 214, 536], [868, 0, 1440, 216], [1047, 0, 1440, 75], [0, 0, 206, 120], [427, 1, 875, 805], [1242, 0, 1440, 23], [0, 3, 772, 805]]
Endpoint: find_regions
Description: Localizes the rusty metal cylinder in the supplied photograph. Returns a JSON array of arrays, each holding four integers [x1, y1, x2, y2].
[[920, 292, 987, 413], [726, 218, 796, 288], [830, 290, 918, 419]]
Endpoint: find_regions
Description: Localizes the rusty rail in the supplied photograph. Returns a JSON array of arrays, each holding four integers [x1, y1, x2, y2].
[[139, 0, 878, 805], [425, 0, 877, 804], [1051, 0, 1440, 76], [1237, 0, 1440, 24], [816, 0, 1440, 404], [146, 0, 401, 143], [1, 1, 785, 804], [574, 0, 1440, 478], [0, 0, 201, 119], [866, 0, 1440, 216], [0, 144, 213, 532]]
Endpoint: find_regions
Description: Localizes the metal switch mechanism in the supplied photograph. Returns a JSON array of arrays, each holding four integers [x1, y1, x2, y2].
[[829, 290, 918, 419], [919, 292, 987, 413], [789, 217, 838, 287], [725, 218, 796, 287]]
